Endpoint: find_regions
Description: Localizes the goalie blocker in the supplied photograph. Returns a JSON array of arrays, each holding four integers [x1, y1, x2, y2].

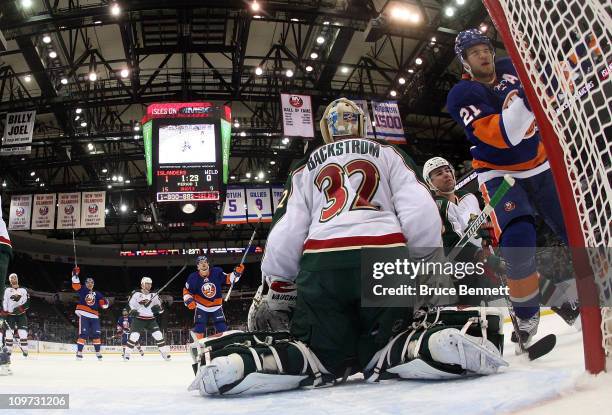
[[188, 309, 507, 396]]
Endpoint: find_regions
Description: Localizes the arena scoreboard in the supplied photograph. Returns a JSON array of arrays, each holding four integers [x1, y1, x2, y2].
[[142, 103, 232, 203]]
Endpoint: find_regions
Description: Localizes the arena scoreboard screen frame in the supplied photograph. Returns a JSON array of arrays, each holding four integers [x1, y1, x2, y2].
[[142, 103, 232, 203]]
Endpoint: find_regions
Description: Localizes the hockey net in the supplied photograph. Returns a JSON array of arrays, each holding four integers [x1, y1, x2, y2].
[[482, 0, 611, 373]]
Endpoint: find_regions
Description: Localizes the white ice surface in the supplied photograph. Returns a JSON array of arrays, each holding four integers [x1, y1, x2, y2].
[[3, 313, 611, 415]]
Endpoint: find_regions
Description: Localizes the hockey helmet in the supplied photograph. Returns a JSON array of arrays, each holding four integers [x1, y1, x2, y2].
[[122, 308, 128, 316], [141, 277, 153, 289], [423, 157, 455, 192], [195, 255, 208, 266], [455, 29, 494, 73], [320, 98, 365, 144], [8, 273, 18, 285], [85, 277, 94, 286]]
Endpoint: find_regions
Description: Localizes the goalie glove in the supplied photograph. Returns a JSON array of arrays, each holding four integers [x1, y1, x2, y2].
[[247, 276, 296, 331], [10, 294, 22, 302]]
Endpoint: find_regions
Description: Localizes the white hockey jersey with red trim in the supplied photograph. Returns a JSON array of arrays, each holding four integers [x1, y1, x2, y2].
[[262, 138, 442, 281]]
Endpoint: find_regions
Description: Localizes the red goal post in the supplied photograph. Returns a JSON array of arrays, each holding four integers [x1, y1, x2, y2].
[[482, 0, 611, 373]]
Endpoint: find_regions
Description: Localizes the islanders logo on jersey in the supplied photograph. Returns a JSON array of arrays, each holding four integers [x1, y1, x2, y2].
[[85, 292, 96, 306], [201, 282, 217, 299]]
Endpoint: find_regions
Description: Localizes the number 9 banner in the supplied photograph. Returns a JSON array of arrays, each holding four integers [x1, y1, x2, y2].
[[246, 187, 273, 223]]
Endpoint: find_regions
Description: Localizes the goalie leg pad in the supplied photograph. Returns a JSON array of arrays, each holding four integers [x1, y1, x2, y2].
[[189, 331, 332, 396]]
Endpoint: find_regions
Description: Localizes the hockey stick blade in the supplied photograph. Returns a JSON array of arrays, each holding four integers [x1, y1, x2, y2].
[[526, 334, 556, 361]]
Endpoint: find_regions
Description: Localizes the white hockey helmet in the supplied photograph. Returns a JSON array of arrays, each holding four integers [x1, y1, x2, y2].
[[141, 277, 153, 289], [423, 157, 455, 192], [8, 273, 18, 283], [319, 98, 365, 144]]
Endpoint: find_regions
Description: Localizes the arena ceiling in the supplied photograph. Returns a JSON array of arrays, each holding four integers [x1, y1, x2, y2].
[[0, 0, 499, 247]]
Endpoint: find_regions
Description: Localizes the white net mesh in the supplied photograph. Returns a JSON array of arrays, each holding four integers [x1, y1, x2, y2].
[[491, 1, 611, 355]]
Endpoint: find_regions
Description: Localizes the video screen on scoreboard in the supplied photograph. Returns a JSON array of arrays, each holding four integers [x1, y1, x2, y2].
[[158, 124, 216, 165]]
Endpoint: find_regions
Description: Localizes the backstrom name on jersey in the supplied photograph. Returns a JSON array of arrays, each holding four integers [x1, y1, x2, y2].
[[307, 139, 381, 171]]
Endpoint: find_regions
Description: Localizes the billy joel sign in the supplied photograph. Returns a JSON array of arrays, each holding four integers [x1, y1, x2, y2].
[[1, 110, 36, 155]]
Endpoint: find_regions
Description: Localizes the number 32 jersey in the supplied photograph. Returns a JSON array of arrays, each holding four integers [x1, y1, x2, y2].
[[261, 138, 442, 281]]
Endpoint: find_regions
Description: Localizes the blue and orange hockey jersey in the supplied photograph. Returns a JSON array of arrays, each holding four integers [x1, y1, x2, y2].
[[71, 278, 109, 319], [446, 57, 549, 183], [116, 316, 132, 333], [183, 267, 231, 312]]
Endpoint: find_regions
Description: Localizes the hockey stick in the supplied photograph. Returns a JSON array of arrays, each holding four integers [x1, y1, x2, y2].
[[447, 174, 515, 262], [146, 264, 188, 305], [225, 209, 263, 301], [71, 216, 78, 268]]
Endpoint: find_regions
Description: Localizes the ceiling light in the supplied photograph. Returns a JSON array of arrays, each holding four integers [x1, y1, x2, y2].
[[181, 203, 197, 214], [94, 20, 102, 24], [240, 131, 247, 137], [479, 24, 488, 32], [125, 179, 131, 184], [105, 208, 109, 214], [1, 182, 6, 188], [251, 1, 260, 12], [134, 124, 140, 131], [398, 77, 406, 85], [270, 160, 276, 165], [282, 137, 290, 144], [266, 180, 270, 184], [110, 3, 121, 16], [49, 51, 57, 58], [60, 78, 68, 85], [35, 177, 40, 182], [316, 36, 325, 44], [80, 121, 87, 127], [456, 0, 466, 5], [444, 7, 455, 17], [285, 69, 294, 77], [408, 69, 414, 73], [246, 172, 252, 178], [42, 35, 51, 44], [102, 168, 108, 173], [323, 21, 330, 25], [40, 183, 45, 187], [390, 90, 397, 97], [253, 15, 262, 19], [117, 175, 124, 182], [291, 18, 299, 22], [89, 72, 97, 82], [310, 52, 318, 59], [415, 58, 423, 65], [120, 204, 127, 212], [341, 66, 349, 74], [255, 66, 263, 75], [305, 65, 313, 72], [30, 171, 35, 176], [431, 36, 437, 43], [107, 184, 112, 189], [87, 143, 94, 150], [21, 0, 32, 8], [112, 175, 117, 181], [24, 75, 32, 82], [120, 68, 129, 78], [230, 175, 236, 180], [257, 172, 265, 179], [76, 108, 82, 114], [389, 6, 420, 23], [233, 120, 240, 128]]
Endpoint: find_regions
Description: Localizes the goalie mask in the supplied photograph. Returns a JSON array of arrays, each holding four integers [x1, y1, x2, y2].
[[8, 273, 18, 287], [319, 98, 366, 144], [423, 157, 456, 194]]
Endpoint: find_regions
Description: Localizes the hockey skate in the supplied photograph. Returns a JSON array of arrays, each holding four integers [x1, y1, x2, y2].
[[76, 351, 83, 360], [96, 352, 103, 361], [197, 354, 244, 395], [510, 313, 539, 353]]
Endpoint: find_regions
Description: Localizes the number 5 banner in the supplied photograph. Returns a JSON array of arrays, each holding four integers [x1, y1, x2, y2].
[[246, 187, 273, 223], [371, 101, 407, 144], [219, 187, 248, 224]]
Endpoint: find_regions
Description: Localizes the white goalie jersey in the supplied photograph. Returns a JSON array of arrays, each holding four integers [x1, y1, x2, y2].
[[262, 138, 442, 281]]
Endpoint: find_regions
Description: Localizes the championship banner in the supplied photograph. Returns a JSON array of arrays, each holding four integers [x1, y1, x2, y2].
[[271, 186, 285, 213], [280, 93, 315, 138], [246, 187, 273, 223], [8, 195, 32, 230], [80, 191, 106, 228], [1, 110, 36, 155], [219, 187, 248, 224], [31, 193, 56, 230], [371, 101, 407, 144], [353, 100, 376, 139], [57, 192, 81, 229]]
